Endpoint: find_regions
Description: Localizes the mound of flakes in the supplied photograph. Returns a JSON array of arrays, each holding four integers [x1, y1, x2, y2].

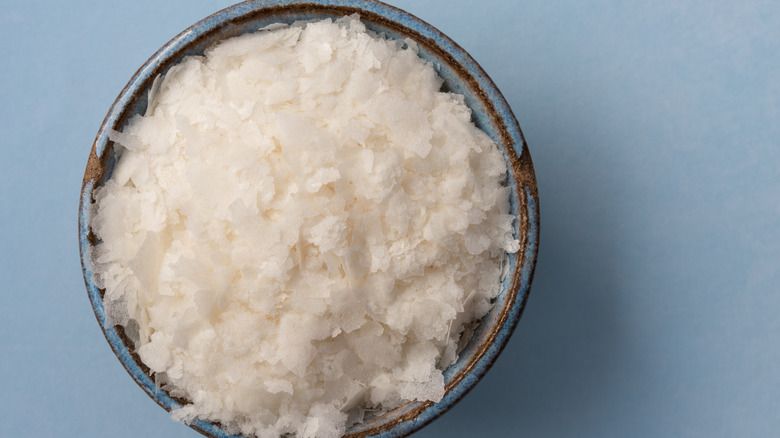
[[91, 16, 518, 438]]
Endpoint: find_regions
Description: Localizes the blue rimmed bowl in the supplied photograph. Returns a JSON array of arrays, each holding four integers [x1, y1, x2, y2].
[[79, 1, 539, 437]]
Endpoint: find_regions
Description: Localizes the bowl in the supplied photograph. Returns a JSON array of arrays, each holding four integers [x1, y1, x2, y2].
[[78, 1, 539, 437]]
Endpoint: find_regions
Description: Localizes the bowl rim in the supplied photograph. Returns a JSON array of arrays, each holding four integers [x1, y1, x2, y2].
[[79, 1, 539, 437]]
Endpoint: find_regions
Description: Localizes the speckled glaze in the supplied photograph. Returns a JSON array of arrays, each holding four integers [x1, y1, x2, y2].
[[79, 1, 539, 437]]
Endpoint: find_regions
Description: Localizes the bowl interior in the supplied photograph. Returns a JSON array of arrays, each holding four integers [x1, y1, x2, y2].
[[79, 1, 538, 437]]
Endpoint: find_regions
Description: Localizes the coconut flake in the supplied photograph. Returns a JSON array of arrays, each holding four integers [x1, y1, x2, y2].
[[91, 16, 517, 438]]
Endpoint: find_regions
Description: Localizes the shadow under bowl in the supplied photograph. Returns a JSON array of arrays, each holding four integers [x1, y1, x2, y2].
[[78, 1, 540, 437]]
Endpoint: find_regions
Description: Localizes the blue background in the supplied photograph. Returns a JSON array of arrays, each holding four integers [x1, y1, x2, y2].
[[1, 1, 778, 437]]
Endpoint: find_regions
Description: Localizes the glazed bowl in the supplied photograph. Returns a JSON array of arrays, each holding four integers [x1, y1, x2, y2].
[[79, 1, 539, 437]]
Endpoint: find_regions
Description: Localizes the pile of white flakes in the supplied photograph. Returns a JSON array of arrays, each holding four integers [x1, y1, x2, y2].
[[92, 15, 518, 438]]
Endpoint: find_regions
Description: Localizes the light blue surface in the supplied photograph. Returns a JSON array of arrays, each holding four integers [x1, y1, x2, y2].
[[1, 1, 778, 437]]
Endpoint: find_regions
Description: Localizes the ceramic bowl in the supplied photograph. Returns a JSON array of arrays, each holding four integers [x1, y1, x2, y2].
[[79, 1, 539, 437]]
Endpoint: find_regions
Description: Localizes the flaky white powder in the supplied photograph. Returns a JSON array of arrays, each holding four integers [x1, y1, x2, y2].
[[92, 16, 518, 438]]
